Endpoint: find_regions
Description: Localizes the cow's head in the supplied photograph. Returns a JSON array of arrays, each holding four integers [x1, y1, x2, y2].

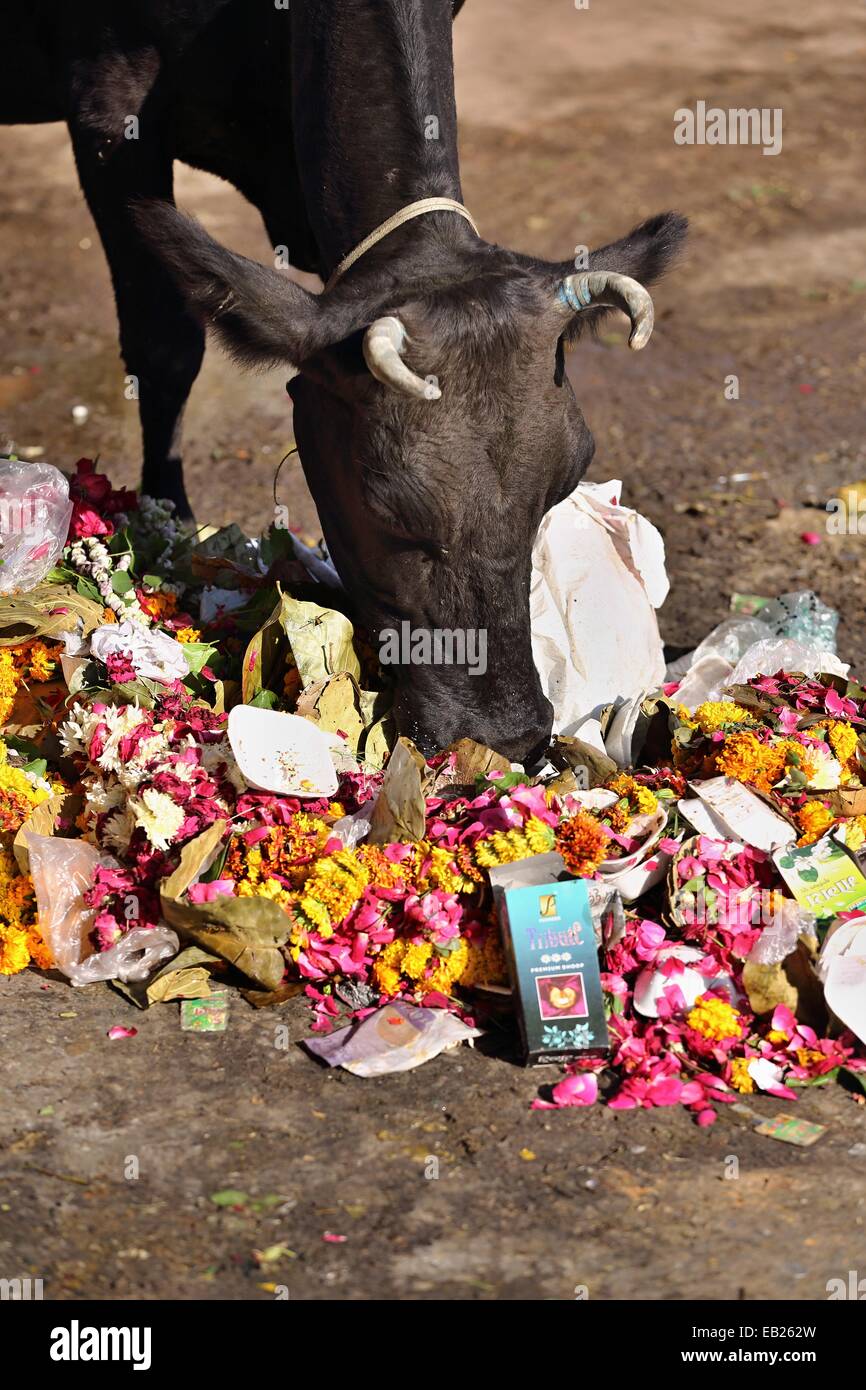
[[139, 204, 685, 763]]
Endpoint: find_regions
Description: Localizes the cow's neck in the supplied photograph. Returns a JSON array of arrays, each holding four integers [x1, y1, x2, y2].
[[291, 0, 470, 276]]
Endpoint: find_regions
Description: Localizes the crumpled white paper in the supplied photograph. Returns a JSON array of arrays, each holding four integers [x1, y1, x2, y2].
[[90, 620, 190, 684], [530, 480, 668, 737]]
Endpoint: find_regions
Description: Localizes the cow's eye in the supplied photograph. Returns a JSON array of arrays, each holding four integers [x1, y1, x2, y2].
[[554, 337, 566, 387]]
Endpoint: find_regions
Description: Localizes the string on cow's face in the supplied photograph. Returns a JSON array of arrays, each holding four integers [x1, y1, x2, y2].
[[272, 442, 300, 514]]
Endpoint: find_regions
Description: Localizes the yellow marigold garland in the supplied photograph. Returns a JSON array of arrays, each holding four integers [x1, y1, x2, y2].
[[0, 845, 52, 975], [0, 650, 20, 726]]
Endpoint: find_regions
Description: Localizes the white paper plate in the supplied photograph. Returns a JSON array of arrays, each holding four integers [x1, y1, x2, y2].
[[227, 706, 339, 798]]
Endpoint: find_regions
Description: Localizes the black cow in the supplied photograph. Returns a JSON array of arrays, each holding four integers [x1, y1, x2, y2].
[[2, 1, 685, 763]]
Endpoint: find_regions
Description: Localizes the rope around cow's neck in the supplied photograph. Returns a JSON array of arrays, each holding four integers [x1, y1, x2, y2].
[[323, 197, 480, 291]]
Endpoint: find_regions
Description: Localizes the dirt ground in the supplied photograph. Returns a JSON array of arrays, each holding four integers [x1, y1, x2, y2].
[[2, 0, 866, 1302]]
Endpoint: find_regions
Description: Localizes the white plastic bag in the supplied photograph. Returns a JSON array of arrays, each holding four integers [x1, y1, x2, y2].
[[531, 480, 668, 736], [0, 460, 73, 594], [672, 613, 847, 711]]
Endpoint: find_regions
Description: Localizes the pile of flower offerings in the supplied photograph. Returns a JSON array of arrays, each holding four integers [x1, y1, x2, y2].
[[3, 457, 866, 1126]]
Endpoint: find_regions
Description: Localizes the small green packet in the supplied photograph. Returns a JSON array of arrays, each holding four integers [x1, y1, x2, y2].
[[181, 988, 229, 1033], [754, 1113, 826, 1147], [729, 592, 771, 617]]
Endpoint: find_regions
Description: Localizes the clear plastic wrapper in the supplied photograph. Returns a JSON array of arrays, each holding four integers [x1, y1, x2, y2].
[[758, 590, 838, 651], [27, 832, 179, 986], [0, 460, 73, 595], [728, 638, 847, 687], [748, 898, 815, 965]]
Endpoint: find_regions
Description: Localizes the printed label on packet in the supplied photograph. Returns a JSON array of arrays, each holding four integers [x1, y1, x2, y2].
[[489, 854, 609, 1065], [773, 834, 866, 918]]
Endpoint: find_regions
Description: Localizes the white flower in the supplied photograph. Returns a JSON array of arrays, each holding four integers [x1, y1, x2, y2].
[[90, 621, 189, 685], [130, 787, 185, 851], [84, 781, 125, 820], [746, 1058, 786, 1092], [805, 746, 842, 791], [57, 626, 89, 657], [102, 804, 136, 854], [59, 700, 96, 756]]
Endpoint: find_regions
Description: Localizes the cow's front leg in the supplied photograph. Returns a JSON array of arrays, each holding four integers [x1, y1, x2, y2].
[[69, 120, 204, 518]]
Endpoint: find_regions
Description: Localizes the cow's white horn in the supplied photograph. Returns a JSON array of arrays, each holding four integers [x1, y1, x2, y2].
[[557, 271, 654, 350], [363, 316, 441, 399]]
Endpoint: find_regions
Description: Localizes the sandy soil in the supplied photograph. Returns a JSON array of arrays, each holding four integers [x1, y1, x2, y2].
[[1, 0, 866, 1302]]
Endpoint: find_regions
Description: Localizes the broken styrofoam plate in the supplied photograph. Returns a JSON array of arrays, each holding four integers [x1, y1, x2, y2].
[[227, 705, 339, 798], [633, 943, 739, 1018]]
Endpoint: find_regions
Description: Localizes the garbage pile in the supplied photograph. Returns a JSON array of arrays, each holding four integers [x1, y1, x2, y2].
[[2, 456, 866, 1126]]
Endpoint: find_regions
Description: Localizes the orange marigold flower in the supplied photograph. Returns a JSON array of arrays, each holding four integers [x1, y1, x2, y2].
[[796, 800, 835, 846], [138, 590, 178, 621], [556, 810, 608, 877]]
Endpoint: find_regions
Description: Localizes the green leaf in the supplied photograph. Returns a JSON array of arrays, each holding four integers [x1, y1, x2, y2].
[[111, 570, 133, 595], [3, 734, 43, 762], [160, 888, 290, 990], [797, 867, 820, 882], [840, 1066, 866, 1096], [789, 1067, 839, 1088], [180, 641, 218, 676], [75, 576, 102, 605], [210, 1189, 249, 1208], [249, 688, 280, 710]]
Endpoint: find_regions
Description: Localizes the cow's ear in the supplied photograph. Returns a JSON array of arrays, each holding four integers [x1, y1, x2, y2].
[[586, 211, 688, 285], [132, 201, 356, 369], [552, 211, 687, 342]]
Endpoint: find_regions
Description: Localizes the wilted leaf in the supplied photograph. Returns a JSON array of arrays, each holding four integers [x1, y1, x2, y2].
[[825, 787, 866, 817], [160, 893, 291, 990], [0, 583, 104, 645], [240, 981, 305, 1008], [13, 791, 81, 874], [279, 591, 361, 687], [445, 738, 511, 784], [368, 737, 427, 843], [146, 966, 213, 1005], [362, 714, 395, 770], [296, 672, 366, 751], [241, 595, 288, 706], [160, 820, 228, 902], [548, 735, 616, 788]]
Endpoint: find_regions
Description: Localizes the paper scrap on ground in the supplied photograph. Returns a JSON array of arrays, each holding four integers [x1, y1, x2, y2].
[[303, 1002, 482, 1075]]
